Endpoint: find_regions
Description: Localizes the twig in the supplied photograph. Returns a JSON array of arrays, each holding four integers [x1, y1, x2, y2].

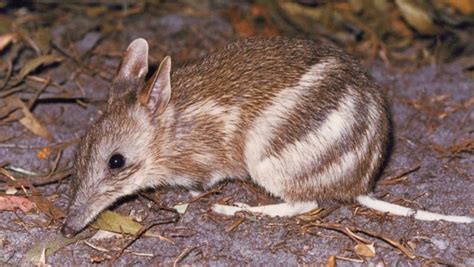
[[52, 41, 112, 82], [84, 241, 110, 252], [0, 86, 24, 98], [0, 137, 79, 149], [225, 217, 245, 233], [27, 76, 51, 109], [307, 222, 415, 259], [113, 215, 180, 261], [379, 164, 421, 186], [309, 222, 371, 244], [335, 255, 364, 263], [173, 246, 199, 267], [0, 167, 73, 191], [26, 75, 68, 93], [187, 188, 222, 203], [297, 206, 339, 222], [140, 192, 179, 214]]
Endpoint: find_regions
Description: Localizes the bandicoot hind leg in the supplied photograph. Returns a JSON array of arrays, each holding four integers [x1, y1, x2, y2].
[[212, 201, 318, 217]]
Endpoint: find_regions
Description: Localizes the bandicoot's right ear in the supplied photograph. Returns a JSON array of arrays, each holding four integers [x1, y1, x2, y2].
[[138, 56, 171, 115], [116, 38, 149, 82]]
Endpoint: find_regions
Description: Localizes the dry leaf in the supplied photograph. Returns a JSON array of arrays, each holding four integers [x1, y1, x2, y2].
[[227, 11, 256, 37], [354, 243, 376, 258], [37, 248, 52, 267], [31, 194, 65, 220], [33, 28, 52, 54], [277, 1, 324, 30], [85, 5, 108, 17], [18, 54, 62, 79], [90, 230, 122, 241], [5, 187, 18, 195], [10, 96, 54, 141], [0, 32, 17, 52], [0, 195, 35, 213], [37, 147, 51, 160], [395, 0, 440, 35], [325, 255, 337, 267], [448, 0, 474, 15], [173, 203, 189, 214]]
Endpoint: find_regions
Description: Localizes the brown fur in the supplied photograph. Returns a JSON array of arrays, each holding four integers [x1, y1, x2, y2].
[[61, 36, 390, 236]]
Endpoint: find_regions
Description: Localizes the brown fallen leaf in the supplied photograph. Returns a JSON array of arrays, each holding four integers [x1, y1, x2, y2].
[[37, 247, 51, 267], [325, 255, 336, 267], [224, 7, 257, 37], [18, 54, 63, 79], [31, 194, 65, 220], [0, 195, 35, 213], [33, 28, 52, 54], [37, 147, 52, 160], [0, 32, 17, 52], [448, 0, 474, 15], [354, 243, 376, 258], [9, 96, 54, 141], [395, 0, 440, 35]]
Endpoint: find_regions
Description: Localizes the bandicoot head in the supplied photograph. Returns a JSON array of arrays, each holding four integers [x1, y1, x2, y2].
[[61, 39, 174, 237]]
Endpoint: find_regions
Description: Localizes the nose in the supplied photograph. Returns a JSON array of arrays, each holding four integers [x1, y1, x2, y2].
[[60, 223, 78, 238]]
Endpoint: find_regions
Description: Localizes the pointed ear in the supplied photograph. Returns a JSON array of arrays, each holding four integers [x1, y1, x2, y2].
[[138, 56, 172, 114], [116, 38, 149, 82]]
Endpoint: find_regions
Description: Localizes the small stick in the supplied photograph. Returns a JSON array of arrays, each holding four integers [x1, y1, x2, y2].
[[0, 137, 79, 149], [173, 246, 199, 267], [140, 192, 179, 214], [187, 188, 222, 203], [27, 76, 51, 109], [308, 222, 415, 259], [308, 223, 371, 244], [0, 168, 73, 191], [379, 164, 421, 186], [335, 255, 364, 263], [0, 85, 23, 98], [225, 217, 245, 233], [84, 241, 110, 252], [113, 215, 180, 261], [26, 75, 68, 93]]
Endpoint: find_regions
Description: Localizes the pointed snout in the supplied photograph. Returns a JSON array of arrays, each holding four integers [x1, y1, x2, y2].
[[60, 211, 85, 237], [61, 221, 78, 238]]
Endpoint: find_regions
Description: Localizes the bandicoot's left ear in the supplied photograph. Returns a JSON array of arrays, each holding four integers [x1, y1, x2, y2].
[[116, 38, 149, 82], [138, 56, 172, 115]]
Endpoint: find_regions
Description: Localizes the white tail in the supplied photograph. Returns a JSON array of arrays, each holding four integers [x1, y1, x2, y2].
[[356, 195, 474, 224]]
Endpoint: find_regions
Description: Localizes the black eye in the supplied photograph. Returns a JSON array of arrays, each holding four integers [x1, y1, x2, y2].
[[108, 154, 125, 169]]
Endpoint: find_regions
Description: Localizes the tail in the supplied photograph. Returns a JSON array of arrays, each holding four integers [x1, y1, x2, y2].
[[356, 195, 473, 223]]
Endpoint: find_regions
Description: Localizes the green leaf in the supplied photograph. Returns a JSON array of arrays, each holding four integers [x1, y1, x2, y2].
[[22, 230, 96, 264], [91, 210, 143, 235], [91, 210, 161, 238]]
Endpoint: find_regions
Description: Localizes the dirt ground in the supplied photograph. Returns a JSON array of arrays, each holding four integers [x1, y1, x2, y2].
[[0, 2, 473, 266]]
